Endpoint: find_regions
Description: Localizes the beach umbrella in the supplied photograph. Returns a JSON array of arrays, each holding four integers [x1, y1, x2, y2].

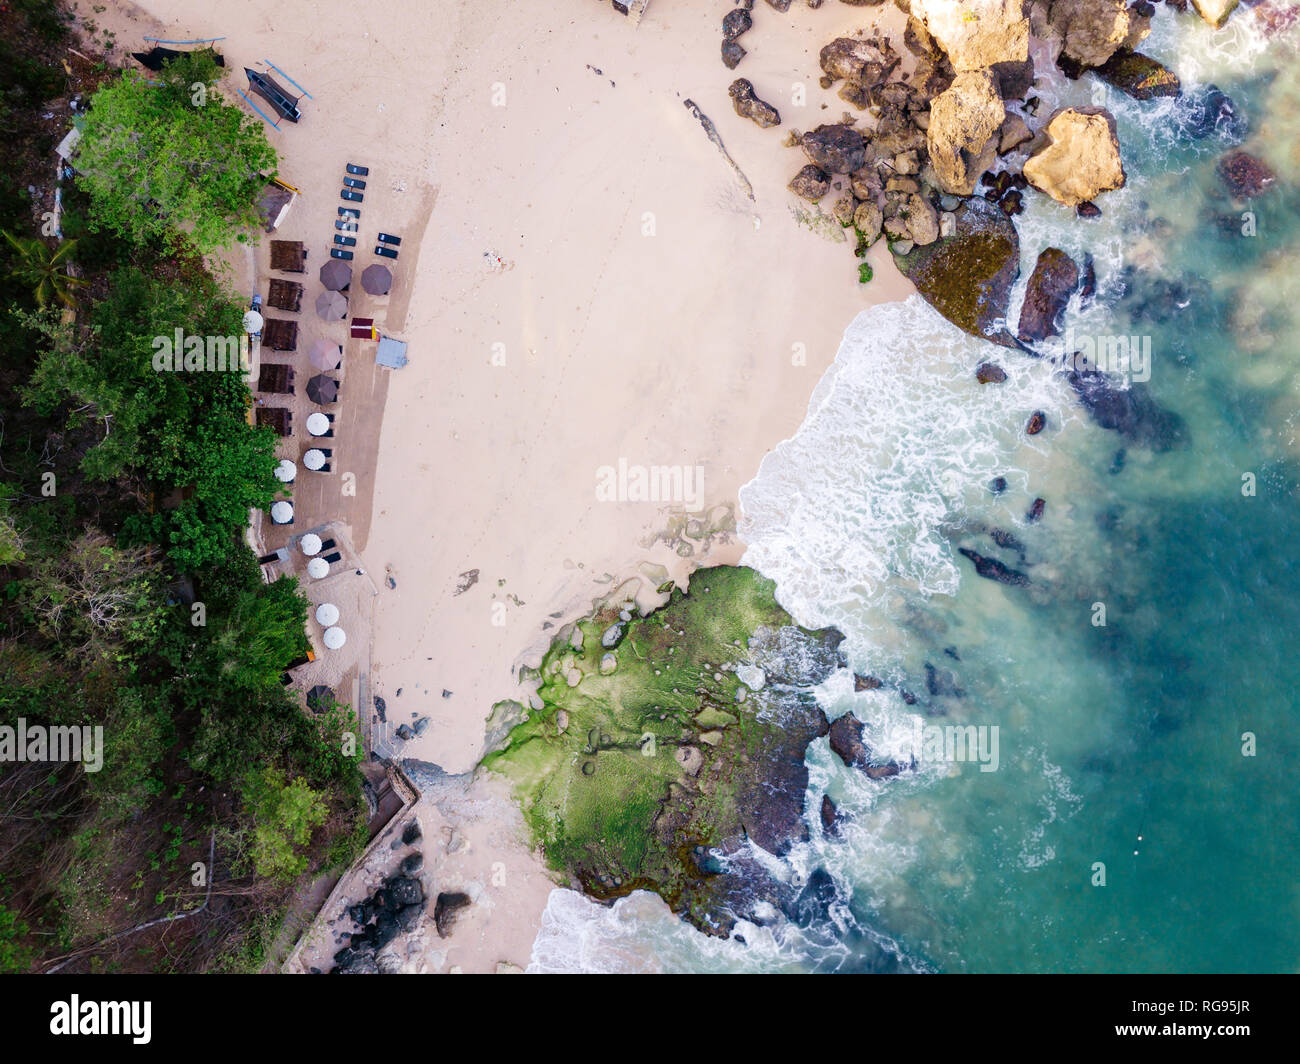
[[307, 557, 330, 579], [243, 309, 264, 334], [306, 685, 335, 713], [303, 448, 326, 471], [270, 501, 293, 524], [323, 626, 347, 650], [306, 374, 339, 404], [360, 264, 392, 295], [274, 459, 296, 483], [315, 602, 340, 627], [306, 412, 331, 436], [308, 339, 342, 371], [315, 289, 348, 321], [299, 533, 322, 556], [319, 259, 352, 291]]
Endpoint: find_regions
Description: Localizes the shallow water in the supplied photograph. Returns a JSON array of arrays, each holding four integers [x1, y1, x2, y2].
[[529, 8, 1300, 973]]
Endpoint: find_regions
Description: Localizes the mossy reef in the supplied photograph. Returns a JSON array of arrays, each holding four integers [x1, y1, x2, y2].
[[483, 565, 845, 936]]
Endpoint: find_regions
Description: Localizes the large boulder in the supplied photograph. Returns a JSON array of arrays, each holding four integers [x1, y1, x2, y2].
[[789, 164, 832, 201], [911, 0, 1029, 70], [828, 713, 901, 780], [927, 70, 1006, 195], [1217, 150, 1276, 199], [893, 197, 1022, 346], [1023, 108, 1126, 207], [1192, 0, 1239, 28], [434, 891, 471, 938], [1047, 0, 1151, 70], [729, 78, 781, 128], [802, 123, 869, 174], [819, 36, 900, 86], [1095, 50, 1181, 101], [1018, 247, 1079, 342]]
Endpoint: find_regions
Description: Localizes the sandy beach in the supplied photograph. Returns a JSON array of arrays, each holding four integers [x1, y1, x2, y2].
[[96, 0, 915, 970]]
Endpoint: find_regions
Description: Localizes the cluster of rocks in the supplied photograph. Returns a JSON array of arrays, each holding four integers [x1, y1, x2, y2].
[[328, 818, 472, 974]]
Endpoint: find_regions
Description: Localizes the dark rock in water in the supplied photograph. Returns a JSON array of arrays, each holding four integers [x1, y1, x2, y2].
[[1109, 448, 1127, 475], [802, 123, 868, 174], [373, 695, 387, 721], [721, 39, 746, 70], [828, 713, 901, 779], [853, 673, 883, 691], [401, 820, 421, 845], [977, 358, 1011, 382], [386, 876, 424, 908], [787, 867, 838, 928], [944, 646, 961, 661], [395, 902, 424, 933], [395, 723, 414, 741], [1077, 201, 1101, 219], [722, 8, 752, 41], [959, 547, 1030, 587], [1066, 368, 1186, 450], [401, 852, 424, 875], [788, 164, 831, 201], [924, 662, 965, 699], [413, 716, 431, 736], [820, 794, 842, 838], [434, 892, 472, 938], [899, 689, 917, 706], [893, 197, 1021, 347], [1174, 85, 1245, 142], [1217, 150, 1275, 199], [989, 527, 1026, 559], [1079, 252, 1097, 307], [998, 189, 1024, 216], [989, 476, 1008, 495], [1026, 411, 1047, 435], [1095, 50, 1180, 100], [1026, 497, 1046, 523], [1018, 248, 1079, 343], [729, 78, 781, 128]]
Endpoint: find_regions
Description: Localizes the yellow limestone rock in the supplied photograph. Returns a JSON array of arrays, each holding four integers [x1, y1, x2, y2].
[[1024, 108, 1126, 207]]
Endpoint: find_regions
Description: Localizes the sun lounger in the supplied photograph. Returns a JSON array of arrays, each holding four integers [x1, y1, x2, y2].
[[335, 219, 358, 232], [341, 189, 363, 202], [319, 538, 337, 552], [338, 207, 361, 220], [346, 163, 369, 176], [374, 245, 398, 259], [343, 177, 366, 190], [330, 248, 354, 260], [334, 235, 357, 247], [322, 551, 342, 564], [377, 233, 401, 245]]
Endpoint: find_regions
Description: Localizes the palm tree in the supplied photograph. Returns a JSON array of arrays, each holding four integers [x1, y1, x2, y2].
[[1, 230, 87, 308]]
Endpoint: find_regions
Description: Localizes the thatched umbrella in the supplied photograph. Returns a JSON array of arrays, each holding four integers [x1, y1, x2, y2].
[[306, 374, 339, 404], [360, 264, 392, 295], [306, 685, 335, 713], [315, 289, 348, 321], [319, 259, 352, 291]]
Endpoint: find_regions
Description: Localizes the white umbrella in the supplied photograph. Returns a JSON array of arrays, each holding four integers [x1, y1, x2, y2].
[[303, 449, 326, 470], [243, 309, 264, 334], [306, 412, 330, 436], [315, 602, 340, 626], [299, 533, 322, 556], [274, 459, 296, 483], [323, 626, 347, 650], [307, 557, 330, 579], [270, 501, 293, 524]]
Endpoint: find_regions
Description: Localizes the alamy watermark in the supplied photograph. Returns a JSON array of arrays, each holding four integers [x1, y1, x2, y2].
[[595, 459, 705, 510], [0, 718, 104, 773], [911, 720, 1000, 773], [1059, 328, 1152, 384], [151, 328, 250, 373]]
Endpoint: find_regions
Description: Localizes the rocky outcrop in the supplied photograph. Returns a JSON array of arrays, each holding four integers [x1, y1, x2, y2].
[[976, 361, 1008, 383], [802, 123, 869, 174], [1047, 0, 1152, 71], [828, 713, 902, 780], [1095, 50, 1181, 100], [1018, 247, 1080, 342], [1023, 107, 1126, 207], [893, 197, 1021, 346], [729, 78, 781, 128], [433, 891, 471, 938], [1174, 86, 1244, 142], [958, 547, 1031, 587], [911, 0, 1029, 70], [1217, 150, 1275, 199], [789, 163, 832, 201], [1066, 369, 1186, 450], [1192, 0, 1239, 28], [820, 795, 843, 838], [333, 873, 426, 973], [927, 70, 1006, 195], [819, 35, 900, 87]]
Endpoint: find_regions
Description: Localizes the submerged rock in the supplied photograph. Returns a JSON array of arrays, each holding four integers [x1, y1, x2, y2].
[[828, 712, 902, 780], [1217, 150, 1275, 199], [1024, 107, 1126, 207], [1066, 369, 1186, 450], [1018, 247, 1079, 343], [1095, 50, 1180, 100], [820, 794, 843, 838], [1174, 86, 1244, 142], [893, 197, 1021, 347], [958, 547, 1030, 587], [976, 361, 1008, 383]]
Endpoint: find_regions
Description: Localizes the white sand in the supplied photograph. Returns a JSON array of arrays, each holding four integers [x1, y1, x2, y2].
[[94, 0, 916, 970]]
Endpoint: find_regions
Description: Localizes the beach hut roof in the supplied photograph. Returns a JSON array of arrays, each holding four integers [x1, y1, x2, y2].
[[267, 278, 304, 312], [270, 240, 306, 273], [257, 362, 294, 394], [132, 46, 226, 72], [257, 181, 296, 233], [256, 406, 292, 436]]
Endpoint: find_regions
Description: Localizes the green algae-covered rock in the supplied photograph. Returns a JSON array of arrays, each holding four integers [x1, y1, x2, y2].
[[893, 196, 1021, 347], [483, 565, 844, 936]]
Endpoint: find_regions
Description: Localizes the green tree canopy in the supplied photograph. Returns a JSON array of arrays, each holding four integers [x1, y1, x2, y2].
[[74, 52, 276, 253]]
